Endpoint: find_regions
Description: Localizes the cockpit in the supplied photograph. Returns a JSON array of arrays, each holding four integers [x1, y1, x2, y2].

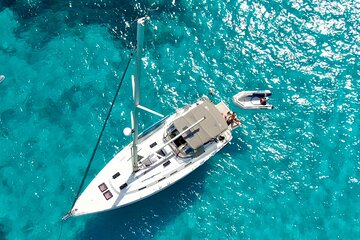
[[165, 124, 195, 158]]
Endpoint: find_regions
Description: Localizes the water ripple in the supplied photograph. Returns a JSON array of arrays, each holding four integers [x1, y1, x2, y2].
[[0, 0, 359, 239]]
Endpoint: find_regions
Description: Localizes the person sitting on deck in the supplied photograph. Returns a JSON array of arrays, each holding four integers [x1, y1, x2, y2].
[[226, 111, 241, 127]]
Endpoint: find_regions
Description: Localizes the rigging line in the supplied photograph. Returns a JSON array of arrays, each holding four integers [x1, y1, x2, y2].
[[66, 51, 134, 217]]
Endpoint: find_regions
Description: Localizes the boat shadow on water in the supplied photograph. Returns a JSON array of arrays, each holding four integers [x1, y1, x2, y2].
[[78, 164, 209, 239]]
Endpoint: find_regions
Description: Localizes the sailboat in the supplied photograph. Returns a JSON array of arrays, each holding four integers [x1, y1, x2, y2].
[[65, 17, 240, 218]]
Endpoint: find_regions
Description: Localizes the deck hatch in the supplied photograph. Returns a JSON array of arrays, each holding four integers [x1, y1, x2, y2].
[[103, 190, 113, 200], [150, 142, 157, 148], [98, 183, 108, 192]]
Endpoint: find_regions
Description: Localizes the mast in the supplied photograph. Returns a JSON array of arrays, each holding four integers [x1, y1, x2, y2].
[[131, 17, 148, 171]]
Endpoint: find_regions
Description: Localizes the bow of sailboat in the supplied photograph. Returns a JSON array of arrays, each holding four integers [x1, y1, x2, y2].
[[70, 146, 134, 216]]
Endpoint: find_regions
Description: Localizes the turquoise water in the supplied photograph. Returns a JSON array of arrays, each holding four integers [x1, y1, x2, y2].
[[0, 0, 359, 239]]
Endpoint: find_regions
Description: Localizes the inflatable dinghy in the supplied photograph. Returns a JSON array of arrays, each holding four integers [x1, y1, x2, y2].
[[233, 90, 273, 110]]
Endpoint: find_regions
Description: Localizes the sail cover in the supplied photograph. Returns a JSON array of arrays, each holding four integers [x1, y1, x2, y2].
[[173, 99, 228, 149]]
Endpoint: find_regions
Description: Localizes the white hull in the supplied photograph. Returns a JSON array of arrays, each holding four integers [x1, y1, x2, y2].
[[233, 90, 273, 110], [71, 99, 233, 216]]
